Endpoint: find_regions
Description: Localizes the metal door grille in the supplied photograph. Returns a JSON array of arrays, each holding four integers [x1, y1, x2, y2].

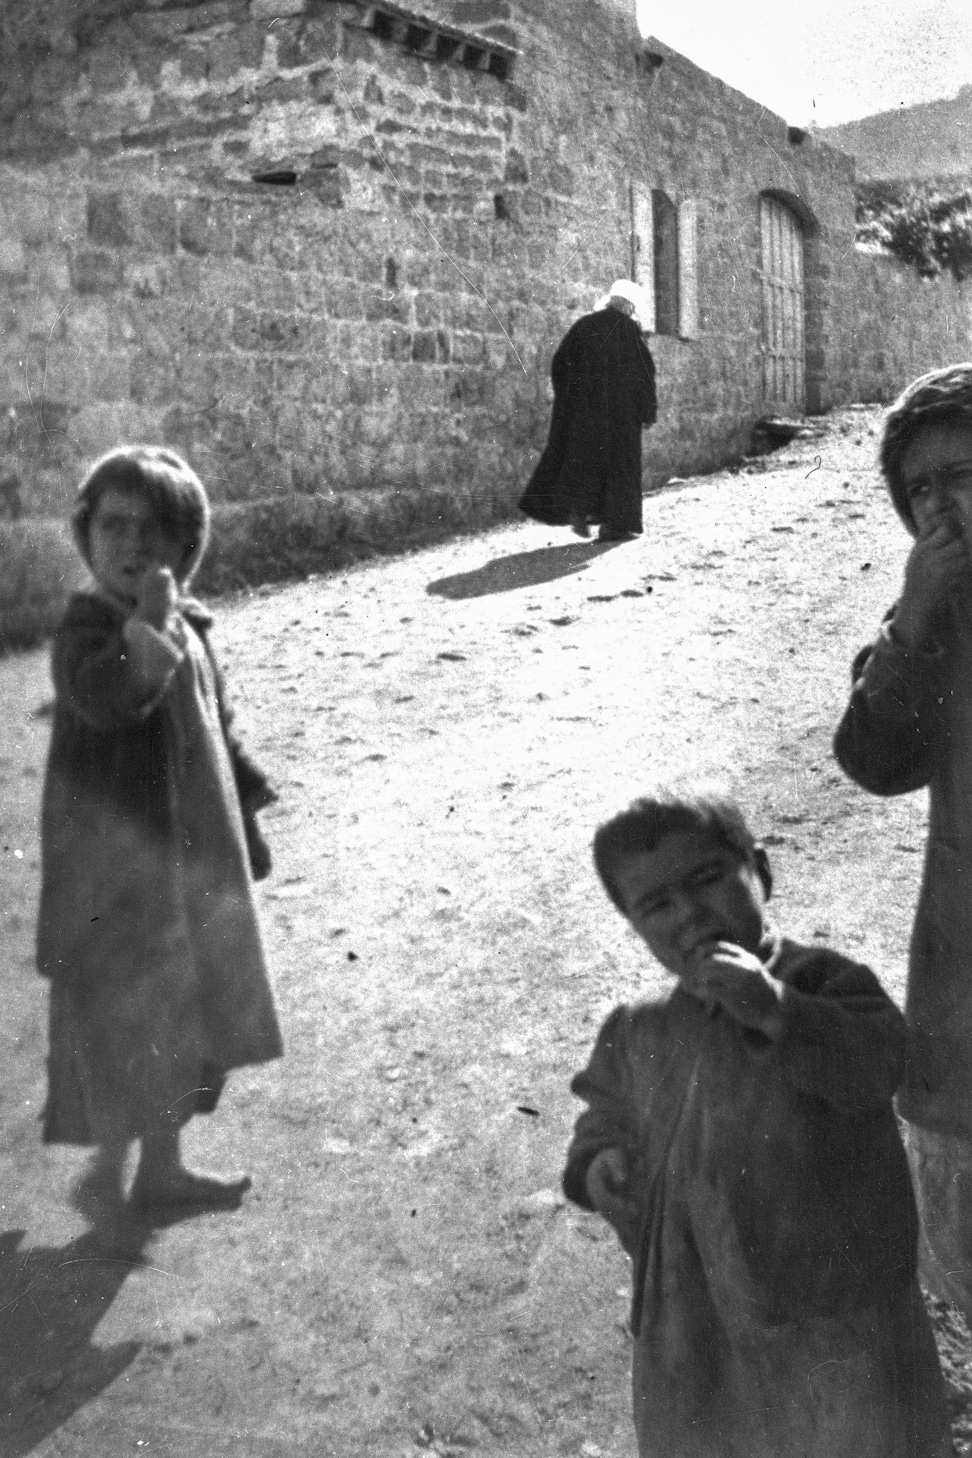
[[760, 195, 805, 411]]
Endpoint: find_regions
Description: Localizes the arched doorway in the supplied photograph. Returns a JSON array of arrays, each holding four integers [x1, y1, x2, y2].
[[759, 194, 806, 412]]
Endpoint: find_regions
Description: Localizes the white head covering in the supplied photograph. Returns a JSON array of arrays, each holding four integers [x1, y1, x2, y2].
[[595, 278, 652, 331]]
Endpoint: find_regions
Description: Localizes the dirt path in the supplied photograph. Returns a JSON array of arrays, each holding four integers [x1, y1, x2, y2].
[[3, 406, 970, 1456]]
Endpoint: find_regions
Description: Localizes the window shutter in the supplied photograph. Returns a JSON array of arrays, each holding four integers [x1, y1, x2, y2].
[[677, 199, 699, 339], [631, 183, 656, 333]]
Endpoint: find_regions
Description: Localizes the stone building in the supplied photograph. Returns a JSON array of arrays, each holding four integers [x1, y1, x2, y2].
[[0, 0, 962, 579]]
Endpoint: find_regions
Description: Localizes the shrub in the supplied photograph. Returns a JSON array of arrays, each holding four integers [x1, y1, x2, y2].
[[856, 183, 972, 280]]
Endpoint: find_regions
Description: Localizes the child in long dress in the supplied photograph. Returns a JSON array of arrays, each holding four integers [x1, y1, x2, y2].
[[37, 446, 283, 1238], [834, 363, 972, 1319], [563, 791, 950, 1457]]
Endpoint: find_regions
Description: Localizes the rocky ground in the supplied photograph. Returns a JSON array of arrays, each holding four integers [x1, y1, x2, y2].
[[2, 404, 972, 1455]]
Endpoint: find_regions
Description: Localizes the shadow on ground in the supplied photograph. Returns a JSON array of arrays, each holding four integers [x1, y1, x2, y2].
[[427, 540, 619, 600], [0, 1228, 145, 1457]]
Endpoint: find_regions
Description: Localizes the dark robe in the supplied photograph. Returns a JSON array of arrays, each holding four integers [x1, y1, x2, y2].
[[519, 306, 657, 534], [563, 938, 949, 1458], [834, 601, 972, 1318]]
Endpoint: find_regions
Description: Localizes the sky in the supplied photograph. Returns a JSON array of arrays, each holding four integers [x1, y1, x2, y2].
[[636, 0, 972, 128]]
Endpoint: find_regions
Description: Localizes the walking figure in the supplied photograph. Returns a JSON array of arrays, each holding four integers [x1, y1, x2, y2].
[[519, 279, 657, 542]]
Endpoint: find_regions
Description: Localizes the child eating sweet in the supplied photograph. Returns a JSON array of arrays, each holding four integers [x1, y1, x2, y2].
[[834, 363, 972, 1322], [563, 791, 950, 1458], [37, 446, 283, 1242]]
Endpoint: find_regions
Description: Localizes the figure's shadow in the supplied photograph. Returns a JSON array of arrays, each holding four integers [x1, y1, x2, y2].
[[427, 540, 620, 600], [0, 1227, 145, 1457]]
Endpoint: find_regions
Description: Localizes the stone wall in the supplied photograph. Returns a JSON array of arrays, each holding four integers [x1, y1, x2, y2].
[[0, 0, 940, 576], [837, 249, 972, 404], [0, 0, 650, 533]]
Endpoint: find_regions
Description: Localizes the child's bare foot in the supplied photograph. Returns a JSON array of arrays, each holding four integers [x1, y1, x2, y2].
[[72, 1166, 125, 1228], [130, 1169, 252, 1215]]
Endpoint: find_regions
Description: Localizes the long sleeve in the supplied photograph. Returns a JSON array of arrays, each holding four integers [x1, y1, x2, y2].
[[52, 596, 184, 731], [833, 612, 943, 795], [772, 946, 908, 1109], [563, 1007, 639, 1210]]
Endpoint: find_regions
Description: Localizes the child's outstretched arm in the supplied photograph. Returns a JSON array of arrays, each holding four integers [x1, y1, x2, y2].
[[53, 576, 185, 730], [584, 1147, 638, 1247], [564, 1007, 642, 1252]]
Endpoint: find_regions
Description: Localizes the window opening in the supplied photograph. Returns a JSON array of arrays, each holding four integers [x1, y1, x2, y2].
[[434, 35, 460, 62], [630, 182, 698, 339], [252, 169, 298, 186], [652, 189, 679, 336], [404, 23, 433, 53], [360, 3, 517, 80]]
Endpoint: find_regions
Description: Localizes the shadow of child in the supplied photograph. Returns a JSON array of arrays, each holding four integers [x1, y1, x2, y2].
[[0, 1227, 145, 1457]]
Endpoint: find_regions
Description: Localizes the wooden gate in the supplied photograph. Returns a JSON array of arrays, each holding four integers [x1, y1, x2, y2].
[[759, 195, 805, 412]]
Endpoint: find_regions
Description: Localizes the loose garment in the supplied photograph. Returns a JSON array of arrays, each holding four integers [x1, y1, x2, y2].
[[519, 307, 657, 534], [563, 939, 949, 1458], [835, 604, 972, 1315], [37, 591, 283, 1146]]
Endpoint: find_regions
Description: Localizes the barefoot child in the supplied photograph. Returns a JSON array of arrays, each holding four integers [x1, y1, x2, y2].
[[563, 792, 950, 1458], [834, 364, 972, 1321], [37, 446, 283, 1235]]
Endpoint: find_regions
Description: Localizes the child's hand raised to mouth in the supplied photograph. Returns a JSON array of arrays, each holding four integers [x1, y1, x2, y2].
[[681, 940, 785, 1038], [136, 565, 178, 631], [897, 505, 968, 650]]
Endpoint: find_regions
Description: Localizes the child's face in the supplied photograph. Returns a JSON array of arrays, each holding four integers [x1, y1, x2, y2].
[[87, 488, 185, 605], [613, 829, 769, 980], [901, 420, 972, 540]]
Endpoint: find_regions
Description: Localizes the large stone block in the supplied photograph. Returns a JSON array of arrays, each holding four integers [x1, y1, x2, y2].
[[178, 198, 235, 256], [70, 248, 124, 295]]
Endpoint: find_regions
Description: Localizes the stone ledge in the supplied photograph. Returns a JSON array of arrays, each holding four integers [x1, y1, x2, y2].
[[194, 474, 522, 592]]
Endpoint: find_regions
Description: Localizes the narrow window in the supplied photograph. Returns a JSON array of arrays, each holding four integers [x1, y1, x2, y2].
[[652, 189, 679, 336], [630, 183, 699, 339]]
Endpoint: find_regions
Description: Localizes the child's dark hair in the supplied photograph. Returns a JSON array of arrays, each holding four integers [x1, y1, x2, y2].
[[73, 446, 211, 583], [880, 363, 972, 532], [593, 790, 771, 913]]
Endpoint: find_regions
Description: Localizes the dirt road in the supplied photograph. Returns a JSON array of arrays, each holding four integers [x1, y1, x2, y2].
[[3, 406, 970, 1456]]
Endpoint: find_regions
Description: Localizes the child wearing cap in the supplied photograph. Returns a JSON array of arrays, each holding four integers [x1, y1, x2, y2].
[[563, 790, 949, 1457], [835, 362, 972, 1321], [37, 445, 283, 1242]]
